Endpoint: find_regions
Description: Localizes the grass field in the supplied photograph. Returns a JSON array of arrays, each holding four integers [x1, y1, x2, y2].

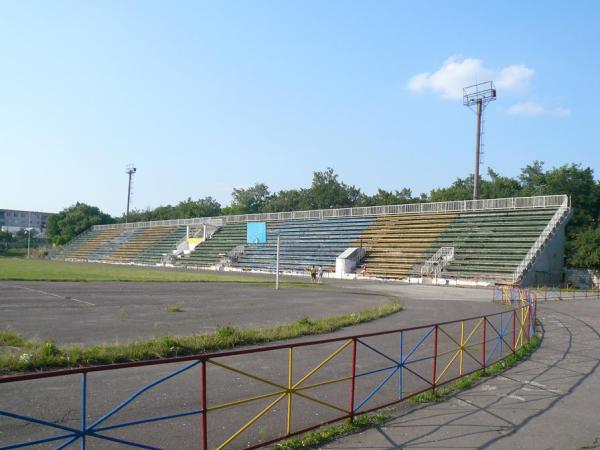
[[0, 300, 402, 374], [0, 257, 311, 285]]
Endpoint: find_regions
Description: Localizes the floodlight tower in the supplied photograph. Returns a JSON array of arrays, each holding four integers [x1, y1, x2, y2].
[[125, 164, 137, 223], [463, 81, 497, 200]]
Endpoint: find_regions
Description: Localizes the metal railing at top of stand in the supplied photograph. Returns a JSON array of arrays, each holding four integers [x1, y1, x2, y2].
[[93, 195, 568, 231]]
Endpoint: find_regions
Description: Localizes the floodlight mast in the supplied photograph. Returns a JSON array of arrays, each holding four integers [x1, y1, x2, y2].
[[463, 81, 496, 200], [125, 164, 137, 223]]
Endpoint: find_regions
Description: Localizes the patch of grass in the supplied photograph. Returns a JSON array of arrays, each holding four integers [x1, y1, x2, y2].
[[0, 331, 28, 347], [0, 300, 402, 375], [411, 333, 542, 403], [0, 258, 313, 286], [275, 413, 388, 450], [0, 248, 28, 258], [165, 304, 184, 313]]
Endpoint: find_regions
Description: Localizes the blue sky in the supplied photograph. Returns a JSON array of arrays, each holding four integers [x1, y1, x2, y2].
[[1, 1, 598, 216]]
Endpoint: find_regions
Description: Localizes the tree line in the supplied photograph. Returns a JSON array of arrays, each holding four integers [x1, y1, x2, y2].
[[47, 162, 600, 268]]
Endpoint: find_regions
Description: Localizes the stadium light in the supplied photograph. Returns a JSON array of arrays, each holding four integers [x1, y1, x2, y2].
[[463, 81, 497, 200], [125, 164, 137, 223]]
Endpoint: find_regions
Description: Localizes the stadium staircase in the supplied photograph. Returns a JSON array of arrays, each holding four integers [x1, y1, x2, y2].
[[176, 223, 246, 267]]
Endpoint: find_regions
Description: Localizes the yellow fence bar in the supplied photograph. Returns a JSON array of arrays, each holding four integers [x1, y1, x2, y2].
[[216, 393, 287, 450], [209, 390, 284, 413], [436, 318, 484, 384], [208, 359, 286, 390], [459, 321, 465, 376], [292, 339, 352, 389], [287, 347, 293, 435]]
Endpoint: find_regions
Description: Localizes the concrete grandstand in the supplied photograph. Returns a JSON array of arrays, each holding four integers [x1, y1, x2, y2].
[[58, 195, 571, 286]]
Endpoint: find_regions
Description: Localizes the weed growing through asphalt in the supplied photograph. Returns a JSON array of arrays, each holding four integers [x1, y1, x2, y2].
[[0, 300, 402, 375], [165, 304, 184, 313], [275, 413, 388, 450], [411, 334, 541, 403]]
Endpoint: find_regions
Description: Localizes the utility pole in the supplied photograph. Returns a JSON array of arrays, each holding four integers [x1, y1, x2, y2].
[[125, 164, 136, 223], [463, 81, 496, 200], [276, 233, 280, 290], [27, 212, 31, 259]]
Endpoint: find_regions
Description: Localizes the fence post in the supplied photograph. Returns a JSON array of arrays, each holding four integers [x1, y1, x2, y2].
[[287, 347, 293, 435], [526, 305, 531, 342], [201, 359, 208, 450], [432, 325, 439, 393], [81, 372, 87, 450], [482, 318, 487, 372], [512, 311, 516, 353], [399, 331, 404, 400], [348, 338, 357, 421]]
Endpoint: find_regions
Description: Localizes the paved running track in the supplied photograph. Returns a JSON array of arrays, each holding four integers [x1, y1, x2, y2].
[[327, 300, 600, 450], [3, 283, 598, 449], [0, 282, 500, 449]]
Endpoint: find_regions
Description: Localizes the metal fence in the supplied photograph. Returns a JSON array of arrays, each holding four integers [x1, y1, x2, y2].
[[93, 195, 568, 231], [494, 285, 600, 304], [0, 301, 537, 450]]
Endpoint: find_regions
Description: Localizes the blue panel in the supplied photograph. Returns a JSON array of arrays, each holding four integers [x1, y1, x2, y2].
[[247, 222, 267, 244]]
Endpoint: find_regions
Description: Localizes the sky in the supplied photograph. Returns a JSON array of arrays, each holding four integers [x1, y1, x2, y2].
[[1, 1, 599, 216]]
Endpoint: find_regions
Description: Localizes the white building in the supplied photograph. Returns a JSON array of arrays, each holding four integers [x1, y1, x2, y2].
[[0, 209, 53, 235]]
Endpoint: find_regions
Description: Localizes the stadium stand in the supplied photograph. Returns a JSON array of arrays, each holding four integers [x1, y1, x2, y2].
[[135, 226, 188, 264], [233, 217, 374, 272], [358, 213, 457, 279], [60, 228, 122, 261], [59, 195, 569, 285], [106, 227, 185, 263], [177, 223, 246, 267], [427, 208, 558, 281]]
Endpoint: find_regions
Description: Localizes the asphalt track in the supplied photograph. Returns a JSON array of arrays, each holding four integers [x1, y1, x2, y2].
[[0, 281, 492, 346], [326, 300, 600, 450], [3, 282, 598, 449], [0, 280, 499, 449]]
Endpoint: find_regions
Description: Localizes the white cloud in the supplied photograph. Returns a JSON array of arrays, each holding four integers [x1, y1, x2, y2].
[[407, 56, 534, 100], [508, 102, 571, 117]]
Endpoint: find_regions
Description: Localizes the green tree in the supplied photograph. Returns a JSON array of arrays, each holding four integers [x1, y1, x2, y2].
[[0, 230, 12, 249], [357, 188, 420, 206], [569, 226, 600, 269], [308, 168, 362, 209], [429, 175, 474, 201], [229, 183, 271, 214], [520, 162, 600, 231], [480, 168, 522, 199], [430, 168, 523, 202], [47, 203, 114, 245], [120, 197, 221, 222], [263, 189, 312, 213]]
